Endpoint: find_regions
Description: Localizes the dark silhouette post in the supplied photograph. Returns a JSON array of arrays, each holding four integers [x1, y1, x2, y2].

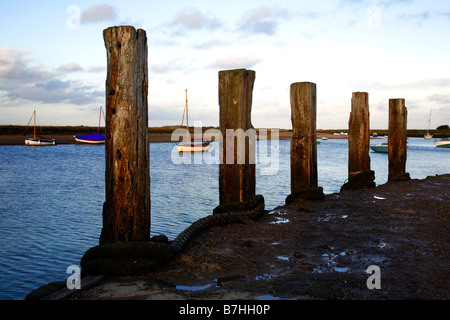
[[341, 92, 375, 190], [388, 98, 410, 182], [286, 82, 323, 203], [100, 26, 150, 244], [218, 69, 256, 205]]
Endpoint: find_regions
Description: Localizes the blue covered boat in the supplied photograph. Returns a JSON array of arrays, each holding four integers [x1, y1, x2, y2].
[[74, 106, 105, 144], [74, 132, 105, 144]]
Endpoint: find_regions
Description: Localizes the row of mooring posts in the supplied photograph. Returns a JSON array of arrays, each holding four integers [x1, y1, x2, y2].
[[99, 26, 410, 245]]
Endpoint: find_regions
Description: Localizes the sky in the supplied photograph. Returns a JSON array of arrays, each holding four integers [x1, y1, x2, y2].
[[0, 0, 449, 130]]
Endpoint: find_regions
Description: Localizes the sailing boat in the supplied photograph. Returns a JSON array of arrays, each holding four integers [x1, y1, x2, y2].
[[74, 106, 105, 144], [176, 90, 211, 152], [424, 109, 433, 139], [24, 110, 56, 146]]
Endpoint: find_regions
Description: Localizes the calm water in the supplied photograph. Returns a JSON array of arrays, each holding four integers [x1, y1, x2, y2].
[[0, 137, 448, 299]]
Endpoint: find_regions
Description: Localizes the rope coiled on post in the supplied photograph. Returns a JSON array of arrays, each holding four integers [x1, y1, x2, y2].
[[80, 195, 265, 276]]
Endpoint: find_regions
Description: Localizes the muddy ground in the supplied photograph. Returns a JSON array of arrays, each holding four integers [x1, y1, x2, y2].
[[69, 174, 449, 300]]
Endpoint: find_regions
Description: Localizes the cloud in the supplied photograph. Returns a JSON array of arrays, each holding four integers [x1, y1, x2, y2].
[[207, 55, 261, 69], [170, 7, 222, 32], [339, 0, 413, 7], [378, 0, 414, 8], [81, 4, 118, 24], [0, 47, 102, 105], [428, 93, 450, 104], [57, 62, 84, 73], [87, 66, 106, 73], [350, 78, 450, 90], [193, 39, 230, 50], [238, 6, 290, 36], [150, 59, 187, 74], [0, 47, 50, 83], [397, 11, 430, 24]]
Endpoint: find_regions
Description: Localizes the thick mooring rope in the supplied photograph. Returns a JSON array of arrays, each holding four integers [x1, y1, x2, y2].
[[80, 195, 265, 276]]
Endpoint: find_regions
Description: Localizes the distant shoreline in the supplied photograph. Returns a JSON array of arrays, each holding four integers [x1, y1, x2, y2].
[[0, 126, 447, 146]]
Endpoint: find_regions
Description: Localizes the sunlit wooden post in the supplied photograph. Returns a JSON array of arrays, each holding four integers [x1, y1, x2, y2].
[[100, 26, 150, 244], [286, 82, 324, 203], [341, 92, 375, 190], [388, 98, 410, 182], [218, 69, 256, 205]]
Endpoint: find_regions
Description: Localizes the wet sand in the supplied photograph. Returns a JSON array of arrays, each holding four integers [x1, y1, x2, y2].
[[64, 174, 449, 301]]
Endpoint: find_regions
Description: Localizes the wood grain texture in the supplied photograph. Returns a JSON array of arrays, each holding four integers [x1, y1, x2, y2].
[[100, 26, 150, 244]]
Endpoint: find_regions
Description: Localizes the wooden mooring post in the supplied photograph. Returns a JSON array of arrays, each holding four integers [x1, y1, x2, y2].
[[100, 26, 150, 244], [341, 92, 375, 191], [388, 98, 410, 182], [286, 82, 324, 204], [218, 69, 256, 205]]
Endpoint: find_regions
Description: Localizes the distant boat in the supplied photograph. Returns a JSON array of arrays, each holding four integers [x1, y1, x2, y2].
[[74, 132, 105, 144], [370, 141, 388, 153], [24, 110, 56, 146], [74, 106, 105, 144], [177, 140, 212, 152], [434, 138, 450, 148], [424, 109, 433, 139], [176, 90, 211, 153]]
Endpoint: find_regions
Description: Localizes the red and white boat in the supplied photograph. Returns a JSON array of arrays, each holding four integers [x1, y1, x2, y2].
[[24, 110, 56, 146], [176, 90, 211, 152], [177, 139, 211, 152]]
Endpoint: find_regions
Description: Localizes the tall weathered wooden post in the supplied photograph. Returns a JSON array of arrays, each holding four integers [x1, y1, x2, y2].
[[286, 82, 323, 204], [218, 69, 256, 205], [388, 98, 410, 182], [341, 92, 375, 191], [100, 26, 150, 244]]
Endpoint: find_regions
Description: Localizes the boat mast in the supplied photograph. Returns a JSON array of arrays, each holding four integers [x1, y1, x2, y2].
[[185, 89, 190, 141], [33, 110, 36, 140], [98, 105, 102, 134]]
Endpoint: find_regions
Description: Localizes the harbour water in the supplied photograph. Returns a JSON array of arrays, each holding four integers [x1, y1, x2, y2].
[[0, 137, 448, 299]]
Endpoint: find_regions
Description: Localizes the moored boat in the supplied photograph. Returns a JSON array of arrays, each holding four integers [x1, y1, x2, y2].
[[25, 137, 56, 146], [177, 140, 212, 152], [74, 132, 105, 144], [424, 109, 433, 139], [370, 141, 388, 153], [176, 90, 211, 152], [24, 110, 56, 146], [74, 106, 105, 144], [434, 138, 450, 148]]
